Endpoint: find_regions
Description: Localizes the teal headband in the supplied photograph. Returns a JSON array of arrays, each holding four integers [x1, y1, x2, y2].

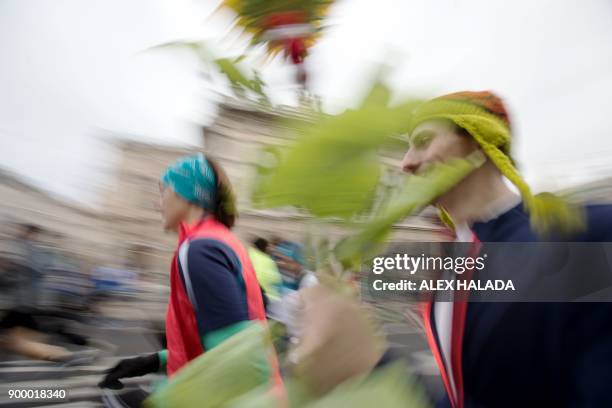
[[161, 153, 217, 211]]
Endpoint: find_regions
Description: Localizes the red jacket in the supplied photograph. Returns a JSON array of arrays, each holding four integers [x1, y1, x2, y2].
[[165, 216, 268, 375]]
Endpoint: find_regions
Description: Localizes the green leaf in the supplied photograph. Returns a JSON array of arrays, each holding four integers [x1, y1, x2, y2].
[[144, 323, 271, 408], [251, 98, 421, 219], [148, 40, 216, 60], [215, 58, 266, 96], [359, 80, 392, 108], [147, 40, 266, 97], [334, 151, 486, 269]]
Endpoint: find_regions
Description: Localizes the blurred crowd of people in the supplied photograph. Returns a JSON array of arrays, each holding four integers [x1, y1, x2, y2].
[[248, 237, 317, 304], [0, 222, 154, 364], [0, 220, 319, 366], [0, 224, 88, 362]]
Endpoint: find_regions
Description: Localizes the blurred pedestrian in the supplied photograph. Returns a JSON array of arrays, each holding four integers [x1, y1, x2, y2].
[[266, 240, 318, 341], [0, 224, 72, 362], [249, 237, 283, 303], [13, 224, 46, 307], [99, 153, 282, 407], [274, 240, 318, 292]]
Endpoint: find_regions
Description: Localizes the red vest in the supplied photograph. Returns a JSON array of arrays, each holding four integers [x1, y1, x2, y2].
[[165, 216, 268, 376], [421, 236, 481, 408]]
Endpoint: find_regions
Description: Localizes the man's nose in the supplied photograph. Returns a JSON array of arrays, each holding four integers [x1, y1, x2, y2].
[[400, 149, 421, 174]]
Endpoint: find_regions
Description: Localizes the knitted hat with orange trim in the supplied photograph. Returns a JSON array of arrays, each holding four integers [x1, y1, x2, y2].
[[408, 90, 584, 236]]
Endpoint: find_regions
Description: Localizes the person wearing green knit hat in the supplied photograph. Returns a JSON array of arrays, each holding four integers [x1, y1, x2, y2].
[[394, 90, 612, 407], [405, 90, 584, 236]]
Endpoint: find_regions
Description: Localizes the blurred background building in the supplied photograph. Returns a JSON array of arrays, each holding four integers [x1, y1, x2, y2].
[[4, 95, 612, 282], [1, 96, 446, 283], [105, 96, 446, 277], [0, 168, 108, 265], [563, 176, 612, 204]]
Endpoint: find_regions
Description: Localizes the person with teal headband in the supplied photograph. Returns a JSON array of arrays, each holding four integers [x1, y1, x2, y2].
[[274, 240, 317, 292], [160, 153, 218, 213], [99, 153, 282, 407]]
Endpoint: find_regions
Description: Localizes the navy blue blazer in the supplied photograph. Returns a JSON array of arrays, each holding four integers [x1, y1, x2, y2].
[[433, 204, 612, 407]]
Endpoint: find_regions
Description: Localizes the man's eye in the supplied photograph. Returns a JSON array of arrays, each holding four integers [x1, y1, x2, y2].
[[412, 133, 434, 148]]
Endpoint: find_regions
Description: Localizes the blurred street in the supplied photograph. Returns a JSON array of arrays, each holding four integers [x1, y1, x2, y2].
[[0, 296, 165, 407], [0, 297, 442, 407]]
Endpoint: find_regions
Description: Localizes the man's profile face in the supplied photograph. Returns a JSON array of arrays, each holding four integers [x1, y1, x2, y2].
[[400, 120, 479, 176]]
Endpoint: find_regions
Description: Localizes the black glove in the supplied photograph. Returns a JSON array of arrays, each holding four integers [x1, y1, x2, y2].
[[98, 353, 160, 389]]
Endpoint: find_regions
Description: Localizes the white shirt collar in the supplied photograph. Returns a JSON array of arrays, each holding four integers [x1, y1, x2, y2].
[[454, 177, 522, 240], [478, 178, 522, 223]]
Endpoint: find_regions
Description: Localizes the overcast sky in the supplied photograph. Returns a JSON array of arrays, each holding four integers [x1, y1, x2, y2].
[[1, 0, 612, 207]]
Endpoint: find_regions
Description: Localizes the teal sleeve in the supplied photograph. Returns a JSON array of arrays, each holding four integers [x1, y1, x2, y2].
[[202, 320, 252, 350], [158, 349, 168, 372], [202, 321, 270, 382], [157, 322, 254, 370]]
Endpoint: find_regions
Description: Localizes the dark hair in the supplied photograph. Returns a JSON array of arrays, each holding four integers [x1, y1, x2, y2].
[[21, 224, 42, 235], [206, 155, 237, 229], [252, 237, 268, 253]]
